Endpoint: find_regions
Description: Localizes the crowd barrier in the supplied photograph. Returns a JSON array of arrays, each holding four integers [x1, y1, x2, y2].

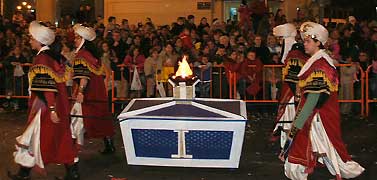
[[0, 63, 373, 117], [365, 65, 377, 116]]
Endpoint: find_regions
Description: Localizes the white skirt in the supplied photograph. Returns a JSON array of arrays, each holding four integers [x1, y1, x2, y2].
[[284, 113, 365, 180]]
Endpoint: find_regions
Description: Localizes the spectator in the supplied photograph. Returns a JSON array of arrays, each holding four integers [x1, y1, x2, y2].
[[358, 50, 370, 71], [213, 44, 227, 65], [253, 35, 271, 64], [339, 24, 359, 61], [274, 9, 287, 26], [197, 17, 210, 36], [144, 48, 162, 97], [238, 0, 252, 34], [157, 43, 178, 96], [4, 46, 27, 110], [171, 17, 185, 36], [100, 41, 127, 99], [84, 5, 94, 24], [267, 34, 281, 55], [339, 55, 358, 115], [104, 16, 117, 39], [95, 16, 106, 37], [194, 55, 212, 97], [219, 35, 231, 53], [250, 0, 268, 33], [237, 48, 263, 99], [368, 58, 377, 115], [159, 25, 172, 47], [121, 19, 130, 30], [174, 38, 184, 56], [327, 29, 341, 62], [212, 44, 228, 98], [186, 15, 196, 31], [365, 30, 377, 59], [12, 11, 24, 25], [269, 53, 283, 100], [124, 47, 146, 97], [110, 30, 127, 60], [75, 5, 86, 23], [179, 27, 193, 51]]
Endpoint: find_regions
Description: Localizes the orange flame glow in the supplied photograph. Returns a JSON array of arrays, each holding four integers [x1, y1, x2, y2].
[[174, 56, 192, 78]]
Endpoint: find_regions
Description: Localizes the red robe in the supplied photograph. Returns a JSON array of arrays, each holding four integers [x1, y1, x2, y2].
[[288, 58, 352, 172], [73, 49, 114, 139], [24, 50, 77, 172], [274, 50, 308, 127]]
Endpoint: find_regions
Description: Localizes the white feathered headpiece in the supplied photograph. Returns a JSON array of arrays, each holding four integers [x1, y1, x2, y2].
[[299, 22, 328, 44], [29, 21, 55, 45], [73, 24, 96, 41], [273, 23, 297, 38]]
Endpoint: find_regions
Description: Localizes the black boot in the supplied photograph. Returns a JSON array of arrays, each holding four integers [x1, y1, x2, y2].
[[64, 163, 80, 180], [8, 166, 31, 180], [101, 137, 115, 155]]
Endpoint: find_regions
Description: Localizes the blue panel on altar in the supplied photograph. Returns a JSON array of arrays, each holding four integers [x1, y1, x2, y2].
[[185, 131, 233, 159], [132, 129, 233, 160], [132, 129, 178, 158]]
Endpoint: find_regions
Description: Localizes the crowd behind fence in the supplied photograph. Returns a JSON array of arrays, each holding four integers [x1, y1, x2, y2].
[[1, 63, 376, 117], [2, 4, 377, 117]]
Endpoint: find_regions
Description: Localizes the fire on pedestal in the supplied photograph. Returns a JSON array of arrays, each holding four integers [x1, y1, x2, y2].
[[168, 56, 199, 99]]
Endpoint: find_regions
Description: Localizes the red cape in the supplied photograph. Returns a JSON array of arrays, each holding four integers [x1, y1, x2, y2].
[[288, 58, 351, 172], [28, 52, 77, 167], [73, 49, 114, 139]]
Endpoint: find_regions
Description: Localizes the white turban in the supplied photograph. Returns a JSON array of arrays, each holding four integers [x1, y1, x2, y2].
[[29, 21, 55, 45], [300, 22, 328, 44], [73, 24, 96, 41], [273, 23, 297, 38]]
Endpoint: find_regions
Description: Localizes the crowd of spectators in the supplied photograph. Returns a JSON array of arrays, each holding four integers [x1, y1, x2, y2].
[[0, 2, 376, 115]]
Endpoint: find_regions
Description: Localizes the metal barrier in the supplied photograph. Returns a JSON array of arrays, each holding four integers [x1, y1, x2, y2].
[[337, 64, 365, 116], [226, 64, 365, 116], [0, 63, 31, 100], [365, 65, 377, 116], [0, 63, 369, 117]]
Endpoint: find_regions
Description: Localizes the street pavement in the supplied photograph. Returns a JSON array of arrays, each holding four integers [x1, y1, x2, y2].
[[0, 106, 376, 180]]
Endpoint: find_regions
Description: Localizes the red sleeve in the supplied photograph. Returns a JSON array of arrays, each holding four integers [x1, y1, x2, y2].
[[44, 91, 56, 107]]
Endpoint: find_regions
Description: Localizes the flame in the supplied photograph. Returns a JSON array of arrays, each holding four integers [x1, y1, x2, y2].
[[174, 56, 192, 78]]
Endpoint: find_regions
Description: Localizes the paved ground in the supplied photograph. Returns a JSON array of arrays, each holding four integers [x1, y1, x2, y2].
[[0, 105, 376, 180]]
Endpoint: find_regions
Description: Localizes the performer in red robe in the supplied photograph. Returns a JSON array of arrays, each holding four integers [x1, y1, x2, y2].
[[9, 21, 79, 180], [281, 22, 364, 180], [271, 23, 309, 148], [71, 24, 115, 154]]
